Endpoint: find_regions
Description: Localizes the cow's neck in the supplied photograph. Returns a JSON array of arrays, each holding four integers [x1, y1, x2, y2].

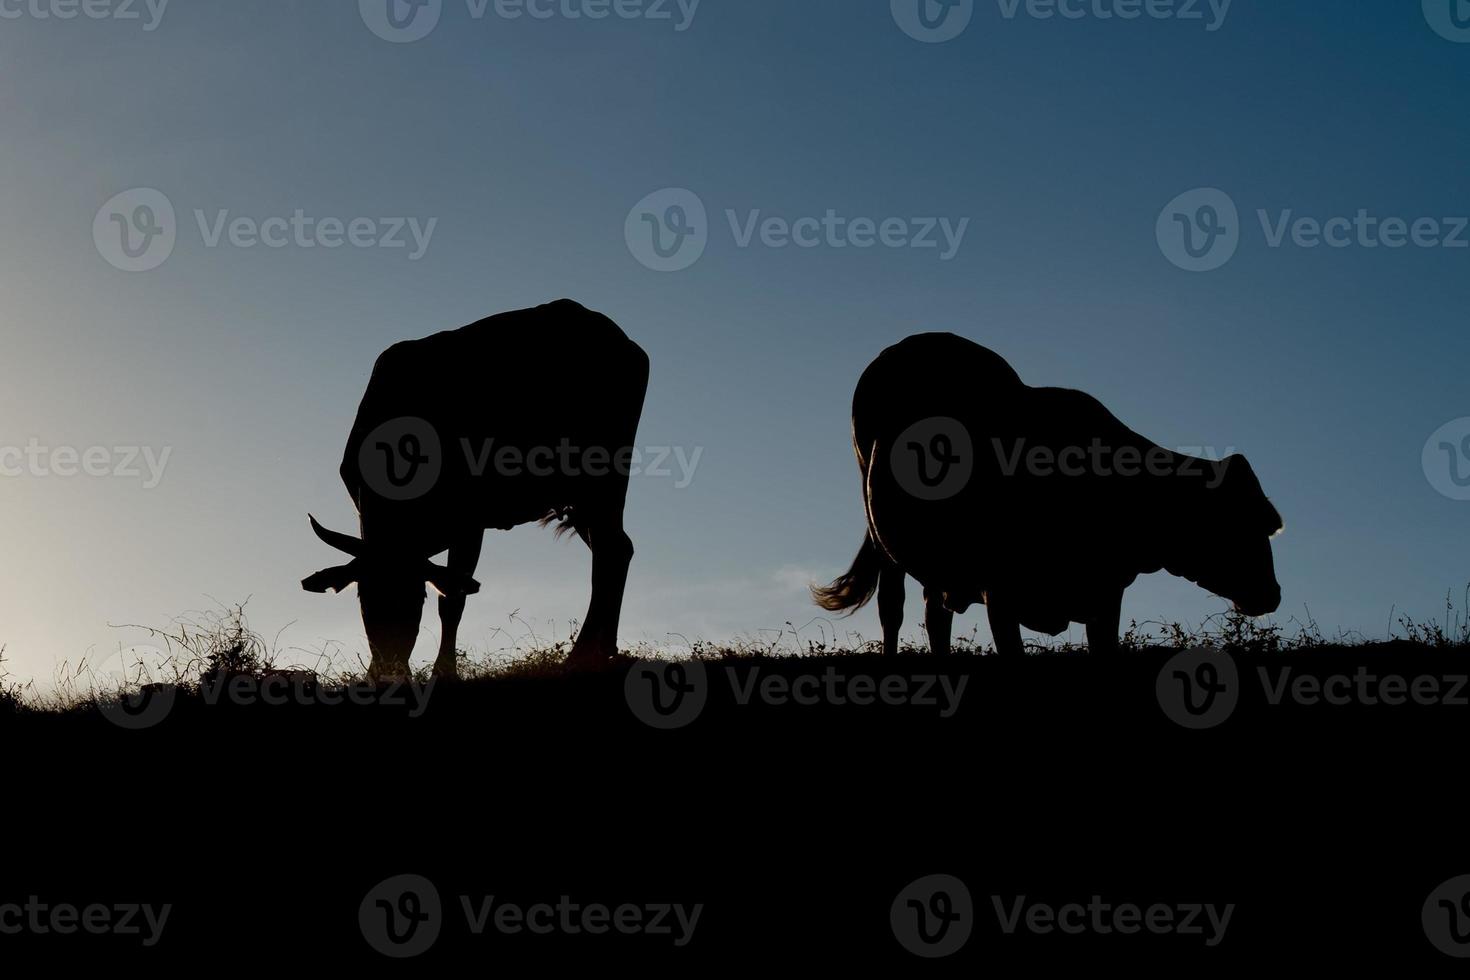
[[1151, 468, 1222, 584]]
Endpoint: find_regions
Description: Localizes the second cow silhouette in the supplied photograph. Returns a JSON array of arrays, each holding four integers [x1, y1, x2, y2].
[[815, 333, 1284, 656], [302, 299, 649, 677]]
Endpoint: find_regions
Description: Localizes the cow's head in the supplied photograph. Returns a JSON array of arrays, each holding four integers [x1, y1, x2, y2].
[[1178, 455, 1283, 617], [301, 515, 479, 675]]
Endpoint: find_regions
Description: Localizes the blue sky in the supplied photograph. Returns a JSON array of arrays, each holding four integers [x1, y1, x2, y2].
[[1, 1, 1467, 683]]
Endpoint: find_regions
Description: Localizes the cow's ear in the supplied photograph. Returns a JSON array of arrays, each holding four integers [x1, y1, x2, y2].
[[302, 560, 361, 594], [1222, 453, 1254, 479], [1219, 454, 1261, 495], [425, 564, 481, 598]]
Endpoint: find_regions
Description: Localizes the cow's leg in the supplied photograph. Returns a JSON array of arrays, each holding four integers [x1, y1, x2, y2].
[[877, 565, 905, 656], [568, 514, 634, 666], [1087, 588, 1123, 656], [923, 588, 953, 656], [433, 529, 484, 679], [987, 600, 1024, 658]]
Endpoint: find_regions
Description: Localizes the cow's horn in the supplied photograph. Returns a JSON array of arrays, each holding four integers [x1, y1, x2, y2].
[[308, 514, 364, 557]]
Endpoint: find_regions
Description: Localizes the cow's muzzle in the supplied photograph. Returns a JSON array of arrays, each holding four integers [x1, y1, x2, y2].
[[1234, 588, 1282, 618]]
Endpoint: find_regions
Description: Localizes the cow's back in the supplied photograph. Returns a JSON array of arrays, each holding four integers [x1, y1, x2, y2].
[[343, 300, 648, 544], [852, 333, 1022, 471], [854, 334, 1023, 589], [358, 299, 643, 428]]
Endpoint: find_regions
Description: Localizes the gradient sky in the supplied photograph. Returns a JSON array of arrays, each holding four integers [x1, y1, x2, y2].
[[1, 1, 1467, 685]]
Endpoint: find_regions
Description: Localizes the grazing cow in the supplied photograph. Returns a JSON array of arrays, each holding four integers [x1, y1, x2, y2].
[[813, 333, 1283, 657], [303, 299, 649, 677]]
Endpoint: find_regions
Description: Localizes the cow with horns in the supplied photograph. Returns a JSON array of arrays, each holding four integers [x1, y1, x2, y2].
[[303, 300, 649, 677]]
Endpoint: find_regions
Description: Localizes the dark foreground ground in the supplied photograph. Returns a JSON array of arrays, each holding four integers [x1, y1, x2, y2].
[[6, 643, 1470, 969]]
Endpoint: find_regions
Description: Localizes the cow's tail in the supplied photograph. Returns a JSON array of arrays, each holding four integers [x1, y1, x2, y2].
[[812, 534, 884, 613]]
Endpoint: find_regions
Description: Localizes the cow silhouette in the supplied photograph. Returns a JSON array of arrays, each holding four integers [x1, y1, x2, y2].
[[303, 299, 649, 677], [814, 333, 1283, 656]]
